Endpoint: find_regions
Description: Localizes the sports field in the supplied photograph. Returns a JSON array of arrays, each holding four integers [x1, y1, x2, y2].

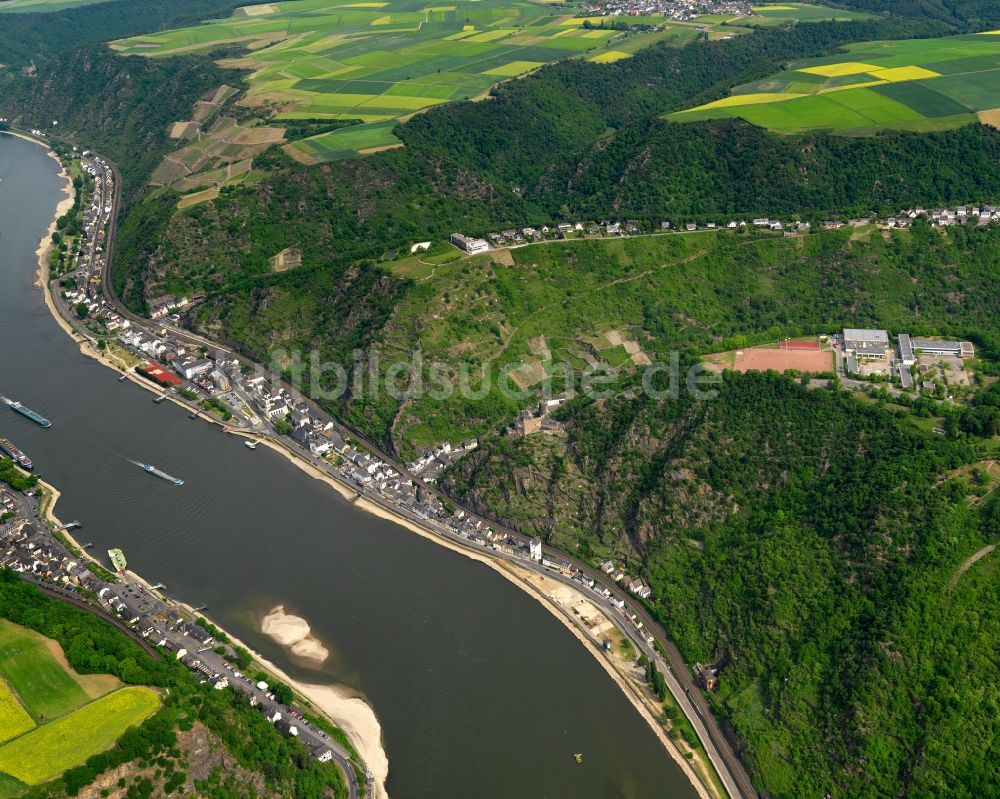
[[671, 33, 1000, 133], [112, 0, 699, 161], [704, 343, 833, 374], [0, 687, 160, 785]]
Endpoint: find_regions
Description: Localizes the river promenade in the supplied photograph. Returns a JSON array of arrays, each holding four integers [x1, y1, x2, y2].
[[5, 128, 749, 799]]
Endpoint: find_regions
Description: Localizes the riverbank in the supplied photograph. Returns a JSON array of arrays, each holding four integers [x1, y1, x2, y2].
[[24, 142, 390, 799], [236, 438, 710, 793], [32, 472, 390, 799], [356, 493, 718, 799], [28, 140, 720, 799]]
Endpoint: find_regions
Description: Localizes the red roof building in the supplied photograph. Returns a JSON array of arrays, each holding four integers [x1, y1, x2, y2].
[[138, 363, 183, 387]]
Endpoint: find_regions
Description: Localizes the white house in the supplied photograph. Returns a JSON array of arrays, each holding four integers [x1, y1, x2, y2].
[[529, 537, 543, 562]]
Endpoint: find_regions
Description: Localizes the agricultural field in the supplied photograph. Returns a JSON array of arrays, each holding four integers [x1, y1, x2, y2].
[[671, 32, 1000, 134], [748, 2, 872, 24], [112, 0, 709, 162], [0, 682, 33, 747], [0, 687, 160, 785], [0, 621, 150, 795], [0, 0, 109, 13], [0, 620, 105, 723], [152, 87, 284, 195]]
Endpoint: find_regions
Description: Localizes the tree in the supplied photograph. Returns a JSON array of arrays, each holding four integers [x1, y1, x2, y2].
[[75, 302, 89, 319], [271, 681, 293, 705]]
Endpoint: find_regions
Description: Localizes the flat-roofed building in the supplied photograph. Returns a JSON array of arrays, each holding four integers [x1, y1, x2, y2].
[[898, 364, 913, 388], [450, 233, 488, 255], [910, 338, 975, 359], [898, 333, 916, 366], [843, 328, 889, 360]]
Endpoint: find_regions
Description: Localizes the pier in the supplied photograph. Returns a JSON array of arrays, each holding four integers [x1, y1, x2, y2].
[[153, 394, 168, 404], [54, 521, 81, 531]]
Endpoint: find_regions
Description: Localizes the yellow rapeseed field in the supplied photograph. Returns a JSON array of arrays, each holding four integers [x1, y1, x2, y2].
[[0, 687, 159, 784]]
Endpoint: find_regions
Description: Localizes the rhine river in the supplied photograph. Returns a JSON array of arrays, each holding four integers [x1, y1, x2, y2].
[[0, 133, 699, 799]]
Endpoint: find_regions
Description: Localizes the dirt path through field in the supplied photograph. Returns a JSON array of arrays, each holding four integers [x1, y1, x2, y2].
[[947, 544, 996, 589]]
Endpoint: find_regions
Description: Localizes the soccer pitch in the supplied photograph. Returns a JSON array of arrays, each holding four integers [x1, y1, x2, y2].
[[671, 33, 1000, 134]]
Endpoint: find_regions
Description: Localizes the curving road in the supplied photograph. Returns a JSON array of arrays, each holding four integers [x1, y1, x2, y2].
[[71, 140, 756, 799]]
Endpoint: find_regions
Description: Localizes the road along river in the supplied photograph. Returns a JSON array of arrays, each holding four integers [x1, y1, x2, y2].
[[0, 132, 702, 799]]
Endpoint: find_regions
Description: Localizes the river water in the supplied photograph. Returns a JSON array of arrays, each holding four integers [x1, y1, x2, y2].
[[0, 133, 698, 799]]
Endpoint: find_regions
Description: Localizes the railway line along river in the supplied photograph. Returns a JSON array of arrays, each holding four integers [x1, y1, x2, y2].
[[0, 131, 701, 799]]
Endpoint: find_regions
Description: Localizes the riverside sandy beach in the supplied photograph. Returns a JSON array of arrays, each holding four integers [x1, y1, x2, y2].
[[35, 470, 393, 799], [24, 137, 392, 799], [26, 134, 716, 799]]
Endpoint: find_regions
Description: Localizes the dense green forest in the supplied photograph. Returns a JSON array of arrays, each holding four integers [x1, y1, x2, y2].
[[441, 371, 1000, 798], [832, 0, 1000, 28], [0, 574, 348, 799], [546, 119, 1000, 220], [0, 0, 255, 67]]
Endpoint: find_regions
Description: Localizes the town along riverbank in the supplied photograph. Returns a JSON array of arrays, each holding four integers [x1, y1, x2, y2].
[[1, 131, 703, 799]]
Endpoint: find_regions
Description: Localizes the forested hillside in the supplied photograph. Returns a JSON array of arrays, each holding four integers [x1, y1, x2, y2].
[[102, 15, 1000, 341], [441, 371, 1000, 798], [3, 47, 238, 198], [3, 0, 1000, 797], [0, 0, 254, 67], [546, 120, 1000, 219], [833, 0, 1000, 28], [114, 15, 965, 305], [149, 216, 1000, 457]]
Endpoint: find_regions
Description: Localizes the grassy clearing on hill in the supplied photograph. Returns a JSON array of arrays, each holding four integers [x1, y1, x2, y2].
[[750, 2, 872, 23], [0, 620, 95, 723], [369, 223, 999, 451], [672, 32, 1000, 133]]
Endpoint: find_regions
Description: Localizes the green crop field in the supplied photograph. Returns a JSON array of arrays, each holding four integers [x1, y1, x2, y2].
[[0, 0, 110, 12], [0, 621, 89, 723], [749, 3, 871, 23], [111, 0, 738, 161], [0, 687, 160, 785], [671, 32, 1000, 133]]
